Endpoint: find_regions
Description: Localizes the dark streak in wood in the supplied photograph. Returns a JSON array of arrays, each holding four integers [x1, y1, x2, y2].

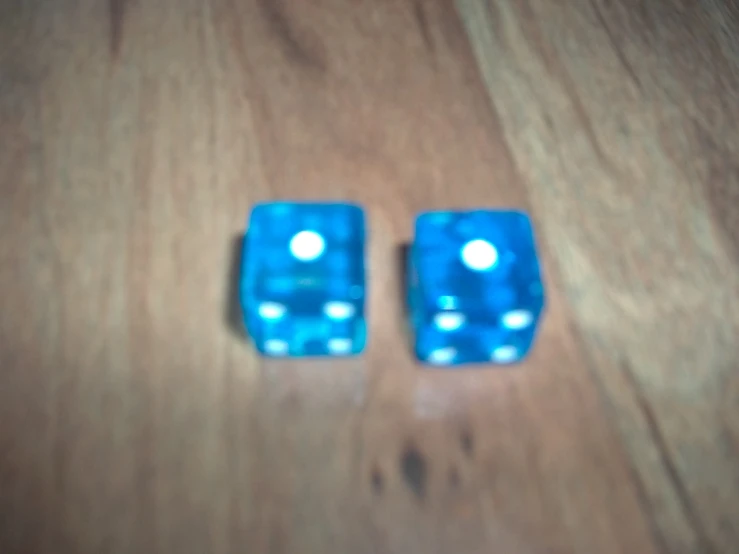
[[371, 467, 384, 494], [590, 0, 643, 92], [413, 0, 435, 55], [558, 323, 675, 553], [436, 0, 473, 57], [596, 365, 672, 554], [516, 0, 619, 176], [448, 467, 460, 489], [691, 121, 739, 267], [460, 429, 474, 457], [257, 0, 326, 72], [109, 0, 127, 60], [618, 448, 672, 554], [720, 373, 739, 458], [442, 0, 533, 187], [619, 358, 717, 554], [543, 112, 555, 131], [480, 0, 506, 48]]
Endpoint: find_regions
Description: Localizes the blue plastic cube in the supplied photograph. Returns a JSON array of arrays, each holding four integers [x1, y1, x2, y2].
[[407, 209, 545, 366], [240, 202, 367, 357]]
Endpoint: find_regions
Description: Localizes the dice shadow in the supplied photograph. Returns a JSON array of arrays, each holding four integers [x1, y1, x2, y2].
[[396, 241, 414, 356], [396, 242, 411, 321], [224, 232, 248, 341]]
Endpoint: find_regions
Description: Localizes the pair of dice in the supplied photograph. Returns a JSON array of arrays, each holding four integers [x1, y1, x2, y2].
[[240, 202, 546, 366]]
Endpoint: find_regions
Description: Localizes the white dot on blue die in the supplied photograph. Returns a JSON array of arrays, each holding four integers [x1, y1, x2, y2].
[[323, 301, 355, 320], [460, 239, 498, 271], [433, 312, 465, 331], [327, 338, 352, 355], [491, 345, 518, 364], [427, 347, 457, 365], [258, 302, 287, 321], [289, 230, 326, 262], [264, 339, 289, 356], [501, 309, 533, 330]]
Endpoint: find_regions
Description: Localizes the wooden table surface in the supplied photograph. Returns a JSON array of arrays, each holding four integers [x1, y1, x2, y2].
[[1, 1, 737, 552]]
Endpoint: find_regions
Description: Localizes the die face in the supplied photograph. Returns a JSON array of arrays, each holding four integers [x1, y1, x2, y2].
[[241, 202, 366, 357], [408, 209, 545, 366]]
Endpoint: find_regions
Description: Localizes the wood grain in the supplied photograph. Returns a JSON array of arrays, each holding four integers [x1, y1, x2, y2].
[[0, 0, 733, 552], [459, 0, 739, 552]]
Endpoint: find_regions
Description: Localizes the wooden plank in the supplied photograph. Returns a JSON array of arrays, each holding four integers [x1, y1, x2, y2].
[[459, 0, 739, 552], [0, 0, 661, 552]]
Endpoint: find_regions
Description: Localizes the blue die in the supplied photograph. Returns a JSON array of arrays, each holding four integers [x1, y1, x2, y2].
[[240, 202, 367, 357], [407, 209, 545, 366]]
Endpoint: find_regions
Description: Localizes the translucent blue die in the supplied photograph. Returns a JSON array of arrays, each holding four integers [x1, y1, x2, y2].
[[241, 202, 367, 357], [407, 209, 546, 366]]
